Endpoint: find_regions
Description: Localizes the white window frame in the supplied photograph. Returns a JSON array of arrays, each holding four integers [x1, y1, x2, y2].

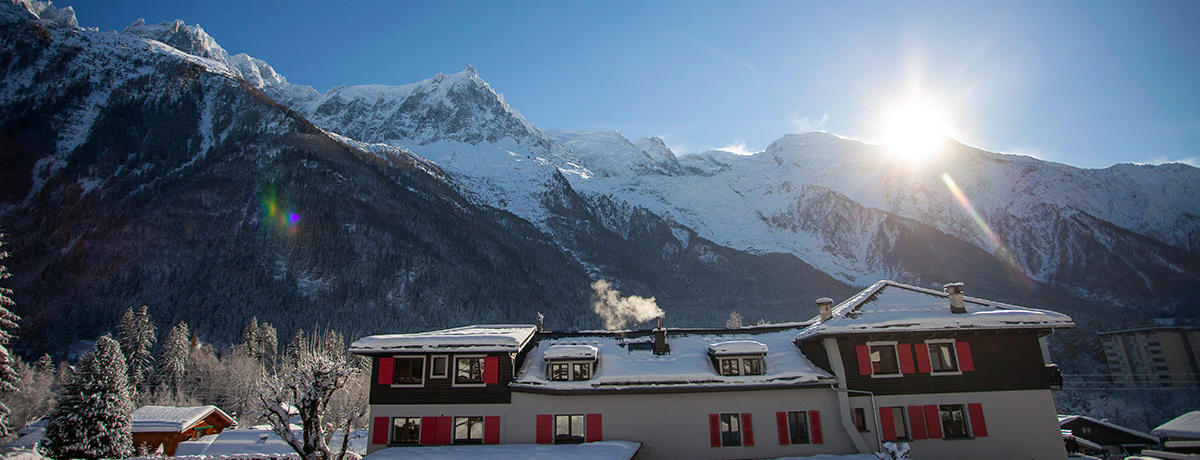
[[718, 413, 742, 447], [429, 355, 449, 379], [553, 414, 587, 444], [716, 355, 766, 376], [453, 416, 485, 444], [547, 360, 594, 381], [938, 404, 970, 438], [390, 417, 421, 445], [925, 339, 963, 376], [390, 355, 426, 387], [784, 410, 810, 444], [452, 354, 487, 387], [866, 341, 902, 378]]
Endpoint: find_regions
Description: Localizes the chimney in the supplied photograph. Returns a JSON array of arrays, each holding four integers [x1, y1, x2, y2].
[[653, 316, 668, 355], [816, 297, 834, 322], [944, 282, 967, 314]]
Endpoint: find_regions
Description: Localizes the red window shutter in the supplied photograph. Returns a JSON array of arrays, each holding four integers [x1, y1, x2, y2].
[[484, 356, 499, 384], [372, 417, 389, 445], [879, 407, 896, 441], [436, 416, 452, 445], [810, 411, 822, 444], [898, 344, 915, 374], [924, 405, 942, 438], [586, 414, 602, 442], [378, 357, 394, 385], [420, 417, 437, 445], [956, 342, 974, 371], [968, 403, 988, 437], [741, 413, 754, 446], [776, 412, 789, 445], [914, 343, 932, 373], [536, 414, 552, 444], [709, 414, 721, 447], [856, 345, 873, 375], [907, 406, 928, 440], [484, 416, 500, 444]]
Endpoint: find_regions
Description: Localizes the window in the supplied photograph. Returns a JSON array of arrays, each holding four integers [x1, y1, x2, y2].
[[454, 417, 484, 444], [785, 411, 809, 444], [870, 343, 900, 375], [391, 417, 420, 445], [549, 361, 593, 381], [718, 357, 765, 376], [853, 408, 868, 432], [719, 414, 742, 447], [939, 405, 968, 438], [554, 414, 586, 444], [572, 362, 591, 380], [430, 356, 448, 378], [393, 357, 425, 385], [928, 341, 958, 373], [886, 407, 909, 439], [456, 357, 484, 384]]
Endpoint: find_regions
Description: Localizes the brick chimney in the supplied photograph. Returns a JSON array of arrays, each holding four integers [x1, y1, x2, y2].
[[653, 316, 668, 355], [944, 282, 967, 314], [816, 297, 834, 322]]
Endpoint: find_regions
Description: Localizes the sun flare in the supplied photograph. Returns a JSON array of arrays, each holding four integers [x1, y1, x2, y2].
[[881, 99, 952, 162]]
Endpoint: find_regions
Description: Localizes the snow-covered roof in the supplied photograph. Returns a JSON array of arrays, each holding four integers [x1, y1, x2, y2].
[[176, 427, 365, 458], [1153, 411, 1200, 440], [1058, 415, 1158, 443], [514, 326, 835, 391], [361, 441, 640, 460], [544, 344, 598, 361], [130, 405, 234, 433], [797, 280, 1074, 340], [707, 340, 768, 356], [350, 325, 538, 354]]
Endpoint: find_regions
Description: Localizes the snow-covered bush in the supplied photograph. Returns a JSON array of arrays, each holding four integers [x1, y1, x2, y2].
[[875, 441, 911, 460]]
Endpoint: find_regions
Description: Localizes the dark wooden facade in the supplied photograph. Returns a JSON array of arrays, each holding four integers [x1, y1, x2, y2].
[[1060, 417, 1157, 453], [132, 411, 234, 456], [368, 351, 516, 405], [818, 329, 1055, 395]]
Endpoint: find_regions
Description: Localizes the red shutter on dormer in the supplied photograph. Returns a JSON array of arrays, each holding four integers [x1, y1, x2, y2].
[[378, 357, 393, 385], [536, 414, 552, 444], [373, 417, 389, 444], [586, 413, 602, 442], [924, 405, 943, 438], [741, 413, 754, 446], [879, 407, 896, 441], [856, 345, 872, 375], [436, 416, 452, 445], [484, 416, 500, 444], [810, 411, 822, 444], [956, 342, 974, 371], [914, 343, 932, 373], [898, 344, 915, 374], [420, 417, 437, 445], [709, 414, 721, 447], [968, 403, 988, 437], [907, 406, 928, 440], [776, 412, 789, 445], [484, 356, 499, 383]]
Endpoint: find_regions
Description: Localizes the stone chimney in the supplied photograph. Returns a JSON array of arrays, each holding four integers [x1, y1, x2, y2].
[[944, 282, 967, 314], [816, 297, 834, 322], [653, 316, 668, 355]]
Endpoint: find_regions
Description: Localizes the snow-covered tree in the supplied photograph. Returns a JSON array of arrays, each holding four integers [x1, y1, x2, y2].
[[257, 321, 278, 373], [0, 356, 57, 439], [44, 335, 134, 460], [117, 305, 157, 394], [242, 317, 259, 354], [0, 233, 20, 437], [156, 321, 191, 395], [725, 310, 744, 328], [260, 329, 367, 460]]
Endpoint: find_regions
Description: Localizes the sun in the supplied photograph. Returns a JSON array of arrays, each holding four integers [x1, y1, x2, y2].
[[881, 99, 952, 162]]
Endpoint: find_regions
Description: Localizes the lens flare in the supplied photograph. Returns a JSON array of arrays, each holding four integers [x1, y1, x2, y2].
[[940, 173, 1028, 281], [259, 184, 301, 236]]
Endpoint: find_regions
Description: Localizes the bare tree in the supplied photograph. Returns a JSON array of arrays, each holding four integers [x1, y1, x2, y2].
[[260, 329, 367, 460]]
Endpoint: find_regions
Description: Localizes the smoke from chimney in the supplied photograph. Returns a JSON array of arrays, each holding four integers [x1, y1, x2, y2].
[[590, 279, 663, 330]]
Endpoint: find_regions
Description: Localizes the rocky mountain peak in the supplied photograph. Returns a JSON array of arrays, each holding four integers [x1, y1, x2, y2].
[[122, 18, 228, 63]]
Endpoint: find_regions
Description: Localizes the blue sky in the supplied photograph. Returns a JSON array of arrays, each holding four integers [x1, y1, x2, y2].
[[60, 0, 1199, 169]]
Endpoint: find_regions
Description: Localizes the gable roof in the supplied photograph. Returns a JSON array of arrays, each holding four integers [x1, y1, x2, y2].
[[350, 325, 538, 354], [513, 325, 835, 391], [1058, 415, 1159, 443], [1153, 411, 1200, 440], [797, 280, 1074, 340], [131, 405, 234, 433]]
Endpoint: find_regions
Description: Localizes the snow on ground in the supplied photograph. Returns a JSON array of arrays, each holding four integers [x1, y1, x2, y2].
[[361, 441, 640, 460], [774, 455, 881, 460]]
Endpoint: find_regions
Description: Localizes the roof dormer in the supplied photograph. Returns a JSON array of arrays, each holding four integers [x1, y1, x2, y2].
[[545, 344, 598, 381], [707, 341, 768, 376]]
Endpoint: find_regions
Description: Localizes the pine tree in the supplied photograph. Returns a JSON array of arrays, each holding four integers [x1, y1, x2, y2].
[[257, 321, 278, 373], [0, 233, 21, 437], [157, 321, 190, 395], [242, 316, 259, 356], [117, 305, 157, 394], [44, 335, 134, 460]]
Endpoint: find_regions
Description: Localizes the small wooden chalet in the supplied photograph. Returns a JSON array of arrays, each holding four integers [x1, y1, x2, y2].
[[131, 405, 236, 456], [352, 280, 1075, 460], [1058, 414, 1158, 457]]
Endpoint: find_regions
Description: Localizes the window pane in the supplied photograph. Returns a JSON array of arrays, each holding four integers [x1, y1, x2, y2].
[[720, 413, 741, 446], [721, 359, 740, 376], [744, 358, 763, 375], [891, 407, 908, 439], [940, 405, 968, 437], [392, 417, 420, 444], [454, 417, 483, 444], [788, 411, 808, 444], [431, 357, 447, 377], [573, 362, 591, 380], [551, 363, 569, 381], [394, 358, 423, 384], [555, 414, 584, 444], [870, 345, 899, 374], [930, 343, 957, 372], [456, 357, 483, 383]]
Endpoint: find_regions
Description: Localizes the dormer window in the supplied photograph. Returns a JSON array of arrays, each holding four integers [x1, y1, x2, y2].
[[545, 345, 598, 381], [708, 341, 768, 376]]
